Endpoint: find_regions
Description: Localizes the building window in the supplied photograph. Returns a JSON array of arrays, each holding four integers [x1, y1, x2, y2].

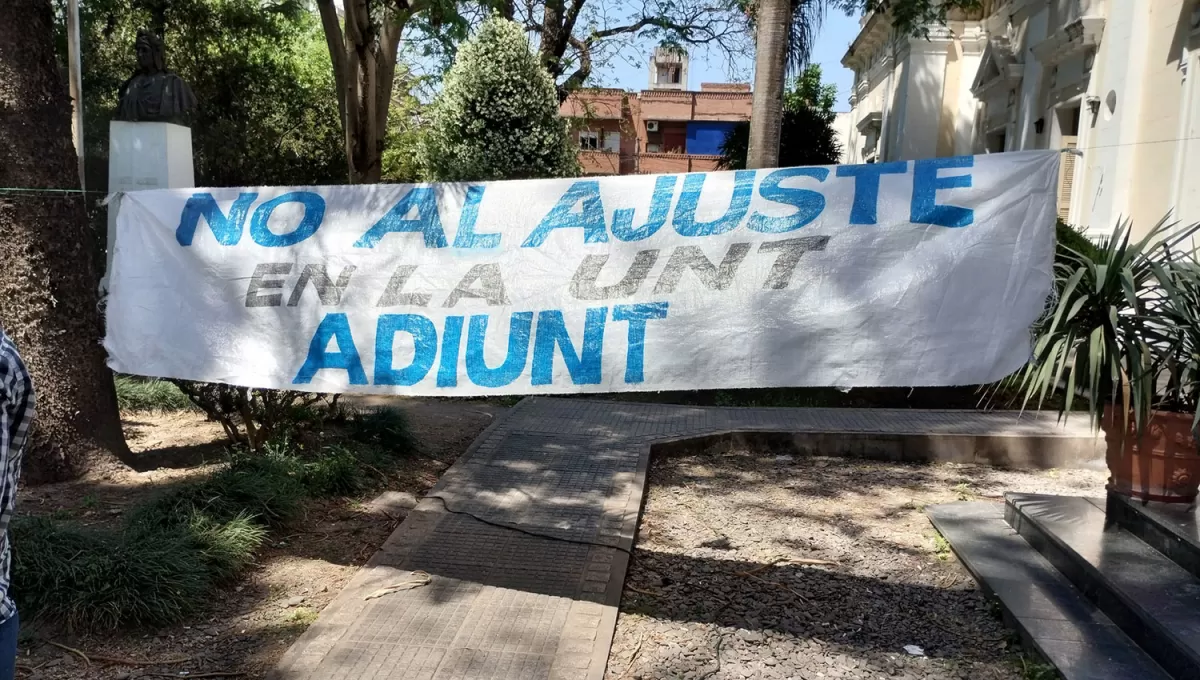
[[656, 64, 681, 85], [603, 131, 621, 152], [579, 130, 599, 150], [986, 130, 1007, 153], [1056, 105, 1081, 222]]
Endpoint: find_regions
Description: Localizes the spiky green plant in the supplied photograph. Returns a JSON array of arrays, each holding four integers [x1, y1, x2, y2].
[[1148, 250, 1200, 429], [1017, 218, 1200, 435]]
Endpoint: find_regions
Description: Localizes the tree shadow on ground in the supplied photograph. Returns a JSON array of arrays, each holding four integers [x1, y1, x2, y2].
[[615, 547, 1013, 669], [295, 535, 1016, 678], [126, 439, 227, 470]]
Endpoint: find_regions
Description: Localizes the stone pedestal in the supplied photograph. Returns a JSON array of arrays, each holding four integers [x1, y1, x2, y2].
[[103, 121, 195, 293]]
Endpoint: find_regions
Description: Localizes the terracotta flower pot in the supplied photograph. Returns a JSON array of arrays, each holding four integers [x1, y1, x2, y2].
[[1103, 405, 1200, 503]]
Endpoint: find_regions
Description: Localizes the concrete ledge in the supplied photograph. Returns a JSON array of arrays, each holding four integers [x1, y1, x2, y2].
[[650, 428, 1102, 469]]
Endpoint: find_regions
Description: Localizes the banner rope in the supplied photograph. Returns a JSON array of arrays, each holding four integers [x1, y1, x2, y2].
[[0, 187, 106, 195]]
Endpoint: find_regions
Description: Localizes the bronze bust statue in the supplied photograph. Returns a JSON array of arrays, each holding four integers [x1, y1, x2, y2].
[[116, 30, 198, 125]]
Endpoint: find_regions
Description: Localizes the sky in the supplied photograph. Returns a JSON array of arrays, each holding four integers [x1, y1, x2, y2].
[[597, 9, 862, 112]]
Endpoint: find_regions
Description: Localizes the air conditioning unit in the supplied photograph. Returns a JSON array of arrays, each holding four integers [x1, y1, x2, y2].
[[646, 120, 659, 132]]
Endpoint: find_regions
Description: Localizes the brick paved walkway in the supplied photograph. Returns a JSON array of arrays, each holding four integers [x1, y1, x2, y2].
[[271, 398, 1100, 680]]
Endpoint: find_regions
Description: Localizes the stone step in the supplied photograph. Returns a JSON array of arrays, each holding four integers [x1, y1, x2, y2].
[[1105, 493, 1200, 581], [1005, 493, 1200, 680], [926, 502, 1170, 680]]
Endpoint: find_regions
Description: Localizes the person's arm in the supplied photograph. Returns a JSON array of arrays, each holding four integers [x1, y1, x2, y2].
[[0, 344, 31, 544], [0, 357, 14, 554]]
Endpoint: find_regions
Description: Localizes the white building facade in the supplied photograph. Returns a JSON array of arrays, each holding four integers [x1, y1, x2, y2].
[[841, 0, 1200, 236]]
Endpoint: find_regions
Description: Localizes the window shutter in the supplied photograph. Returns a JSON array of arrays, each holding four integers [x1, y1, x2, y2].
[[1058, 137, 1078, 222]]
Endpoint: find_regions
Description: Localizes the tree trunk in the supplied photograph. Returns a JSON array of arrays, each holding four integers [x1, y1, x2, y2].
[[0, 0, 132, 482], [747, 0, 790, 170], [319, 0, 410, 184]]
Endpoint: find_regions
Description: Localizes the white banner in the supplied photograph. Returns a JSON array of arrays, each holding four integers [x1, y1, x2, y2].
[[105, 150, 1058, 396]]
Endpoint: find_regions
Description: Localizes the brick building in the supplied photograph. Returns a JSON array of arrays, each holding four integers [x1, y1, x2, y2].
[[559, 48, 753, 175]]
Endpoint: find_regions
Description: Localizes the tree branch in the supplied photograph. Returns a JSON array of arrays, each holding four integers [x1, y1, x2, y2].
[[561, 0, 585, 40], [586, 12, 729, 44], [558, 34, 592, 101], [588, 16, 655, 42]]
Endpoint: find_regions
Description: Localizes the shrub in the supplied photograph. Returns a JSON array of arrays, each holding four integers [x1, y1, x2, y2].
[[300, 446, 362, 496], [1055, 219, 1101, 263], [129, 455, 305, 529], [170, 381, 334, 450], [114, 375, 192, 411], [347, 406, 416, 450], [181, 512, 267, 582], [419, 16, 578, 181], [12, 518, 211, 630]]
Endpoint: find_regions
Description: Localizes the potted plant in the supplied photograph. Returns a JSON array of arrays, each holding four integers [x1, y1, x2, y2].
[[1134, 248, 1200, 501], [1017, 218, 1200, 502]]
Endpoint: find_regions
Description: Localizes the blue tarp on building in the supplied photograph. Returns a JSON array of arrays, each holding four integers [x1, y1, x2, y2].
[[686, 121, 738, 155]]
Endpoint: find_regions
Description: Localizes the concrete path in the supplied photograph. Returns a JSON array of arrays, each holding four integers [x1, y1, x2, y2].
[[271, 398, 1101, 680]]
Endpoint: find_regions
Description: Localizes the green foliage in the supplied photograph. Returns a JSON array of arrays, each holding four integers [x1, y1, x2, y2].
[[1147, 250, 1200, 425], [170, 381, 333, 450], [129, 453, 306, 529], [931, 532, 952, 560], [227, 433, 397, 499], [420, 16, 579, 181], [284, 606, 320, 626], [180, 512, 268, 581], [12, 518, 211, 630], [381, 72, 428, 184], [13, 402, 414, 630], [782, 64, 838, 114], [56, 0, 345, 190], [1054, 219, 1101, 264], [1017, 655, 1062, 680], [719, 65, 841, 170], [347, 407, 417, 450], [114, 375, 193, 411], [834, 0, 989, 38], [15, 442, 365, 629], [1017, 218, 1200, 432], [299, 446, 363, 496]]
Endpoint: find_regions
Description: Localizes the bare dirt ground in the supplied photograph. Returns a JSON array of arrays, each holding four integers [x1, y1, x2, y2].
[[15, 399, 503, 680], [605, 443, 1106, 680]]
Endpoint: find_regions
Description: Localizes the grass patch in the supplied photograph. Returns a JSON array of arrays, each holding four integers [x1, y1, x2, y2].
[[180, 513, 268, 581], [12, 519, 210, 630], [16, 404, 418, 632], [299, 446, 364, 496], [284, 607, 319, 626], [932, 532, 953, 561], [16, 496, 270, 630], [1018, 654, 1061, 680], [953, 482, 976, 501], [114, 375, 193, 411], [128, 455, 306, 529]]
